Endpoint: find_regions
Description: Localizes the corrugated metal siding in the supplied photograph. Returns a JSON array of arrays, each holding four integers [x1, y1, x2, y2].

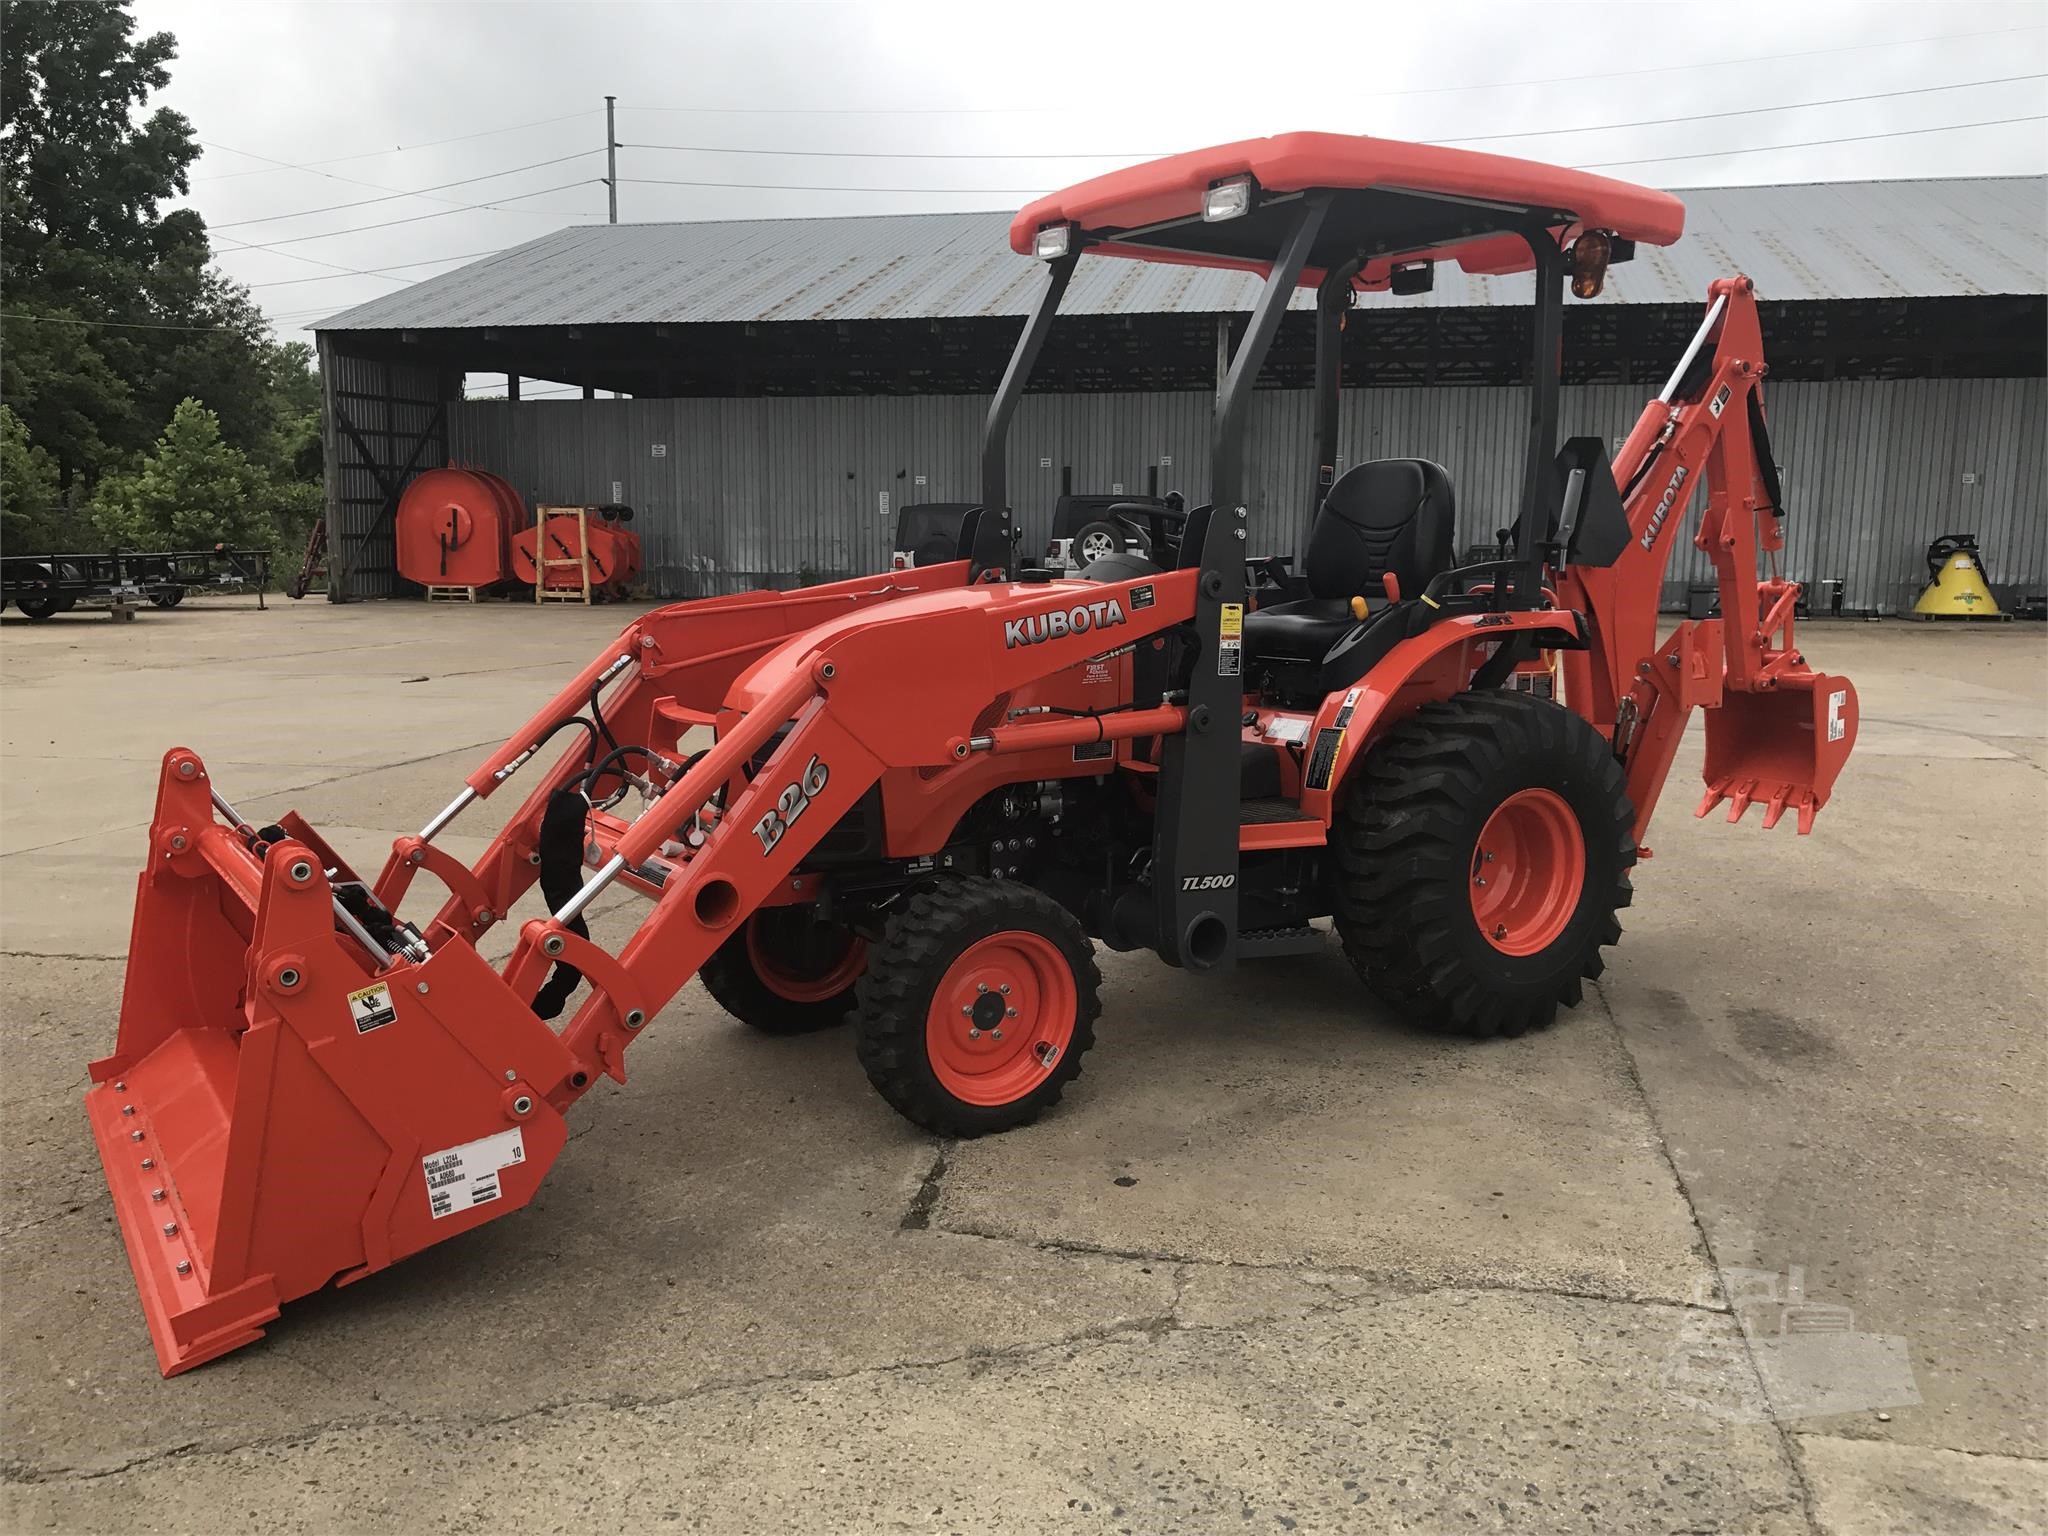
[[448, 376, 2043, 613], [319, 176, 2047, 331], [321, 347, 449, 600]]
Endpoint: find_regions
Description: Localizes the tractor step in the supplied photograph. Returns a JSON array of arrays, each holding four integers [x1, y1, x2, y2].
[[1237, 925, 1327, 959], [1238, 797, 1325, 851]]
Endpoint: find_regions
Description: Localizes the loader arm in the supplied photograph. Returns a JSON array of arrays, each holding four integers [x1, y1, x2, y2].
[[1555, 277, 1858, 838]]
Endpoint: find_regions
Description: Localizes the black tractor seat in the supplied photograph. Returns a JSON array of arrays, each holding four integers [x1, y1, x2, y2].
[[1242, 458, 1456, 700]]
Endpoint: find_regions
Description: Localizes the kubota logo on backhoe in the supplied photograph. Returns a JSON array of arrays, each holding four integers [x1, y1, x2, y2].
[[1641, 465, 1689, 550], [1004, 597, 1127, 649]]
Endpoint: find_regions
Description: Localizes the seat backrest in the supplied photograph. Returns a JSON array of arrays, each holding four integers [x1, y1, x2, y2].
[[1305, 459, 1455, 600]]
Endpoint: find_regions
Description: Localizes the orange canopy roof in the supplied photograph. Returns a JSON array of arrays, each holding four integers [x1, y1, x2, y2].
[[1009, 132, 1686, 288]]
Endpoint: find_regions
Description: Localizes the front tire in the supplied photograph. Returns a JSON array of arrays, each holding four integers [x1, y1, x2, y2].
[[853, 877, 1100, 1137], [1332, 691, 1636, 1038], [699, 908, 867, 1035]]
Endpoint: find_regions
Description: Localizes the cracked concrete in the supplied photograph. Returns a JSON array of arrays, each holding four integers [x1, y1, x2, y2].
[[2, 604, 2042, 1533]]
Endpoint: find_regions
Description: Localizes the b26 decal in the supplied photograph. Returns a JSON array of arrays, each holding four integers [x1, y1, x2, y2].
[[755, 755, 830, 855]]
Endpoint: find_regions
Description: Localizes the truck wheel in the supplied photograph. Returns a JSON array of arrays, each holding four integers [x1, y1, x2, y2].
[[151, 587, 186, 609], [16, 592, 61, 621], [700, 909, 867, 1034], [1332, 691, 1636, 1038], [1071, 520, 1126, 566], [853, 877, 1100, 1137]]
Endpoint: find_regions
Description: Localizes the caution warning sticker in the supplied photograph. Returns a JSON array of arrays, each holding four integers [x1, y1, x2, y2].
[[1218, 602, 1244, 678], [423, 1127, 526, 1220], [347, 981, 397, 1034]]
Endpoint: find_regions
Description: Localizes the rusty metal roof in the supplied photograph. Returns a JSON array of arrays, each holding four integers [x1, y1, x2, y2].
[[314, 175, 2045, 332]]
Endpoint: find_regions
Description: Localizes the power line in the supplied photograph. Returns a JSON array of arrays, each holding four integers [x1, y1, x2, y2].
[[1578, 113, 2048, 170], [210, 182, 597, 253], [1, 309, 266, 334], [244, 249, 514, 288], [194, 111, 602, 181], [619, 176, 1043, 195], [623, 142, 1164, 161], [210, 151, 605, 227], [1358, 21, 2045, 99], [1437, 73, 2048, 146]]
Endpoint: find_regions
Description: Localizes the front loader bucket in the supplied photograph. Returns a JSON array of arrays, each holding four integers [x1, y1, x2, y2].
[[1698, 674, 1858, 833], [85, 749, 572, 1375]]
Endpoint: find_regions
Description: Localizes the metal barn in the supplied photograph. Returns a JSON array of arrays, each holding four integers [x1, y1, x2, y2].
[[313, 175, 2046, 614]]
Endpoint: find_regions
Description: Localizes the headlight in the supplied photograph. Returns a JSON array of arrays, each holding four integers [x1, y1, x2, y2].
[[1033, 223, 1072, 259], [1202, 175, 1253, 222]]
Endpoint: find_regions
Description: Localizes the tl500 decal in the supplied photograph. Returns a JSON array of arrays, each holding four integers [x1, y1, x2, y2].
[[755, 755, 830, 854]]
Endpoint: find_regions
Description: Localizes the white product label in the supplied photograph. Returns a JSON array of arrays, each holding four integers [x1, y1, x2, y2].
[[423, 1127, 526, 1220], [651, 443, 668, 458], [879, 490, 890, 518], [347, 982, 396, 1034], [1265, 716, 1311, 746], [1827, 689, 1847, 743]]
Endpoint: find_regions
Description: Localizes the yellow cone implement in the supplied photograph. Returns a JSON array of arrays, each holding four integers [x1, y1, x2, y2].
[[1912, 533, 2001, 619]]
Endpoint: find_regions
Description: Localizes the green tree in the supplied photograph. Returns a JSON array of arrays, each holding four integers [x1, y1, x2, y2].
[[2, 0, 319, 508], [0, 403, 67, 552], [90, 398, 273, 550]]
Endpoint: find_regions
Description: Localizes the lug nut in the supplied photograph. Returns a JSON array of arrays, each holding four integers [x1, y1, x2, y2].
[[150, 1188, 166, 1202], [130, 1130, 145, 1143], [998, 983, 1011, 995], [968, 1028, 981, 1039], [140, 1158, 154, 1170], [176, 1260, 192, 1276], [121, 1105, 135, 1117], [1494, 924, 1508, 940], [976, 982, 988, 993], [991, 1029, 1004, 1041], [1006, 1008, 1019, 1019], [162, 1222, 178, 1237]]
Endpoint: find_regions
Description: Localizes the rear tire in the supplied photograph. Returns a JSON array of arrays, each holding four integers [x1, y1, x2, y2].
[[151, 587, 186, 609], [1332, 691, 1636, 1038], [700, 909, 867, 1035], [853, 877, 1099, 1137]]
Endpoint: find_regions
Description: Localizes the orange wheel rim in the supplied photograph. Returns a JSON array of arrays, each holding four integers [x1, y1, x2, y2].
[[924, 931, 1076, 1106], [744, 913, 867, 1004], [1470, 788, 1585, 956]]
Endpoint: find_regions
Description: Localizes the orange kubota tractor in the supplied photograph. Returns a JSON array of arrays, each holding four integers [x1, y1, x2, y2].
[[88, 134, 1857, 1375]]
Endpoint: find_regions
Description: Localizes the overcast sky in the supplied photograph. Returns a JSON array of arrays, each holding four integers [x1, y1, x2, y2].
[[145, 0, 2047, 339]]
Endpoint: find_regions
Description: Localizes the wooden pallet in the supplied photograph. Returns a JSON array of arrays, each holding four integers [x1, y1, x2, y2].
[[426, 584, 483, 603], [534, 505, 594, 605]]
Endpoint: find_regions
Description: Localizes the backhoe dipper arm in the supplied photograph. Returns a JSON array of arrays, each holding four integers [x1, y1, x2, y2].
[[1556, 277, 1857, 839]]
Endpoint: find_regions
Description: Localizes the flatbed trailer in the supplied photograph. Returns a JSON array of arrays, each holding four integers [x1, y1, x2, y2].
[[1, 548, 271, 621]]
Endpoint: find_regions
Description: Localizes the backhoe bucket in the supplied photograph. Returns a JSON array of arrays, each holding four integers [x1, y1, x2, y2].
[[1697, 673, 1858, 833], [85, 749, 571, 1375]]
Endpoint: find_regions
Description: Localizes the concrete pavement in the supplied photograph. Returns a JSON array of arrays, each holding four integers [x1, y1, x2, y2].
[[1, 600, 2041, 1533]]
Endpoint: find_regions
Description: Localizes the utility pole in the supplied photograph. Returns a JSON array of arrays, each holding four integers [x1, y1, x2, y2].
[[605, 95, 618, 224]]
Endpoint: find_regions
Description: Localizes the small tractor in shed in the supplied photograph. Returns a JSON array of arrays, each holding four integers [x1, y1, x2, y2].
[[85, 132, 1858, 1375]]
